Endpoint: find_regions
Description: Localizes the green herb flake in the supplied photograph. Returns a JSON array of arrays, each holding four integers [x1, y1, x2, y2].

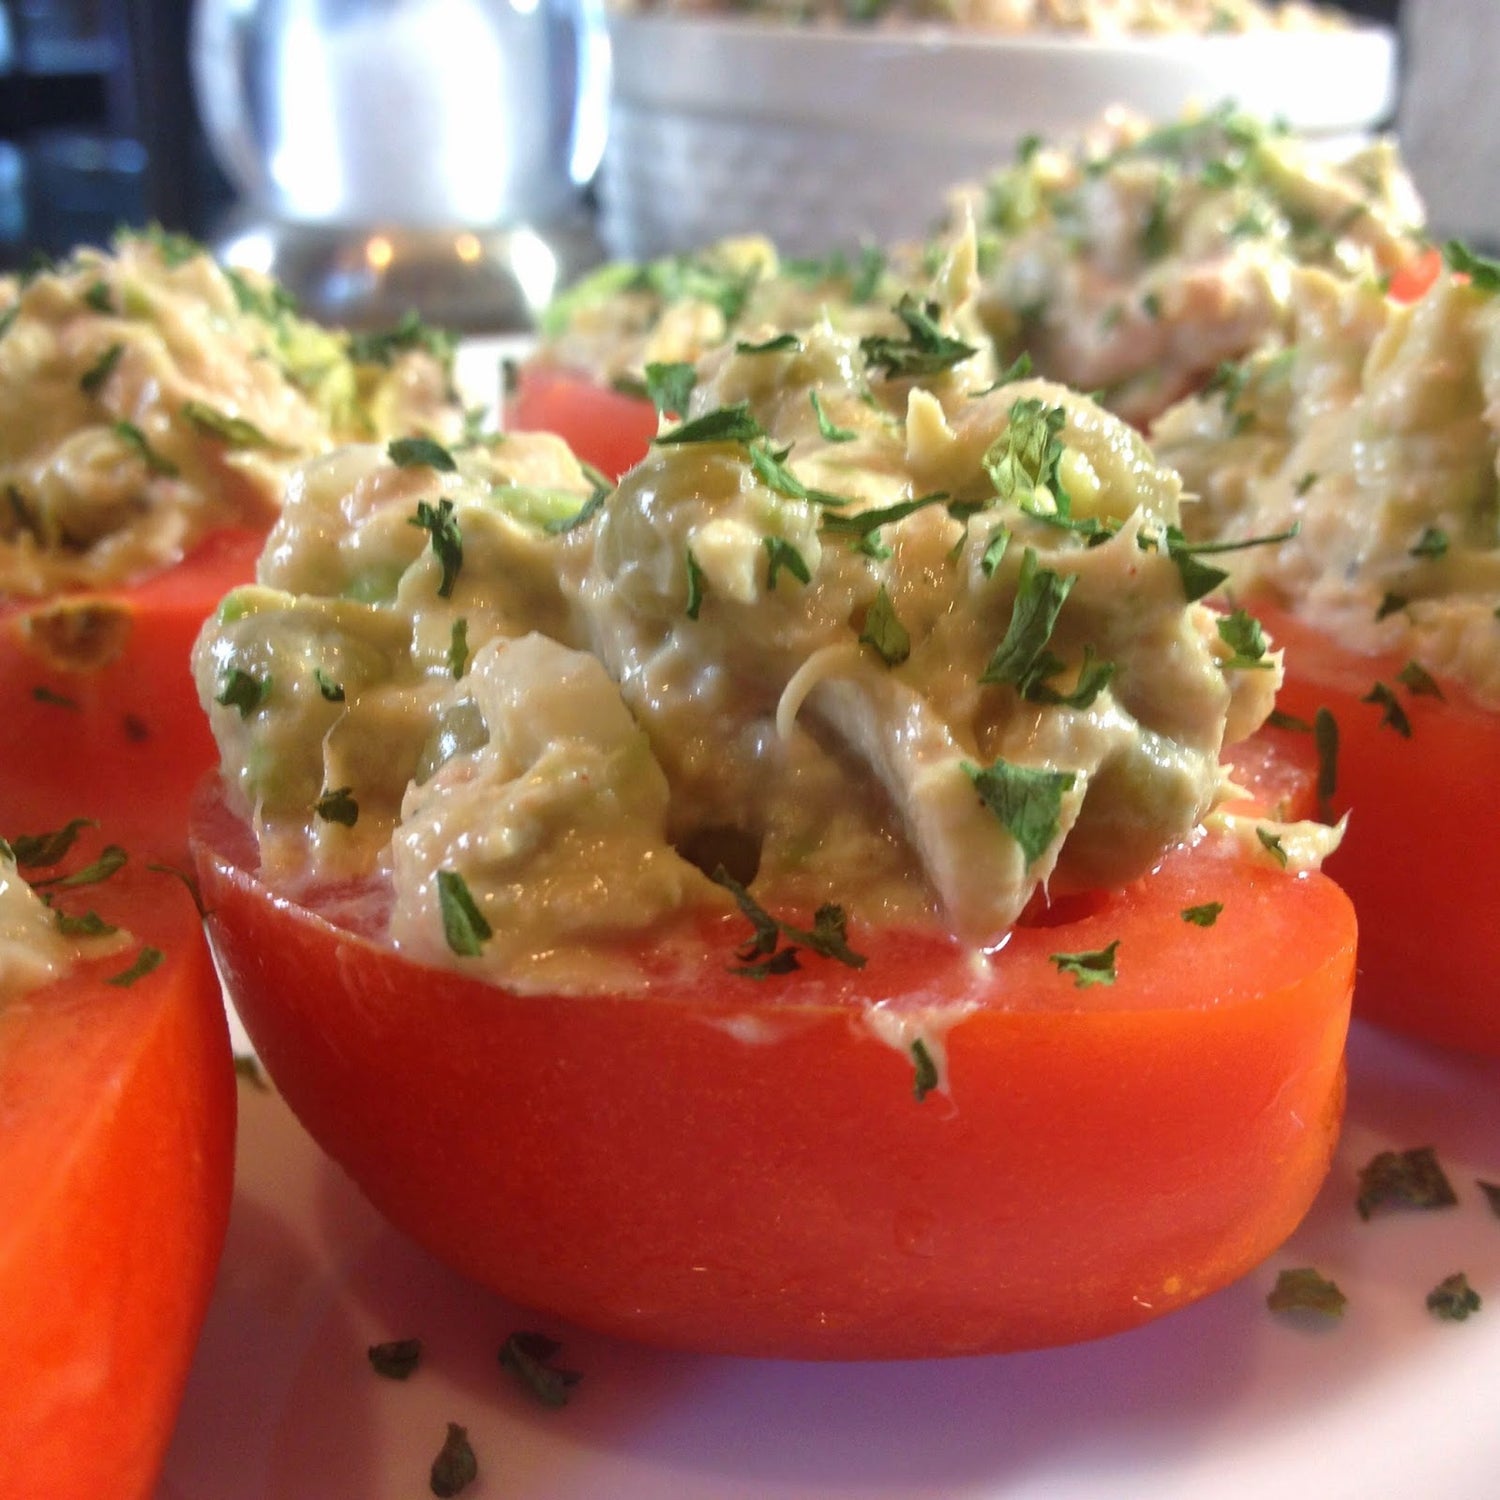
[[146, 860, 208, 918], [1355, 1145, 1458, 1220], [859, 585, 910, 666], [1295, 471, 1319, 496], [643, 360, 697, 416], [1409, 525, 1449, 560], [1375, 592, 1409, 621], [367, 1337, 423, 1380], [763, 536, 811, 591], [684, 547, 706, 620], [1267, 1266, 1347, 1318], [810, 390, 857, 442], [1266, 707, 1313, 733], [54, 907, 119, 938], [409, 498, 463, 598], [107, 945, 164, 987], [436, 869, 491, 957], [1397, 660, 1445, 700], [859, 294, 978, 379], [347, 310, 455, 368], [429, 1421, 478, 1497], [1256, 827, 1288, 868], [654, 402, 764, 447], [984, 397, 1070, 511], [447, 618, 469, 680], [710, 867, 865, 973], [1216, 609, 1272, 669], [315, 667, 345, 702], [499, 1331, 582, 1409], [1314, 706, 1339, 818], [112, 420, 179, 476], [314, 786, 359, 826], [1443, 239, 1500, 292], [980, 549, 1075, 689], [1181, 901, 1224, 927], [821, 491, 953, 545], [980, 526, 1011, 578], [182, 400, 270, 448], [1362, 681, 1412, 738], [1427, 1272, 1482, 1322], [46, 845, 128, 890], [1050, 940, 1120, 989], [83, 280, 113, 313], [31, 684, 80, 710], [542, 481, 610, 536], [389, 436, 457, 472], [963, 757, 1076, 868], [736, 331, 800, 355], [731, 948, 802, 979], [215, 667, 271, 719], [10, 817, 96, 869], [80, 341, 124, 396], [910, 1038, 939, 1103]]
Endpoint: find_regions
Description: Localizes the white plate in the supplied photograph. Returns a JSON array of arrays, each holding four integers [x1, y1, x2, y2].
[[157, 1020, 1500, 1499]]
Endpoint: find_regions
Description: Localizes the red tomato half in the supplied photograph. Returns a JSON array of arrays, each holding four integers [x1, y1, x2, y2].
[[0, 527, 263, 859], [506, 364, 658, 480], [1387, 246, 1443, 305], [1253, 600, 1499, 1056], [193, 775, 1354, 1360], [0, 844, 236, 1496]]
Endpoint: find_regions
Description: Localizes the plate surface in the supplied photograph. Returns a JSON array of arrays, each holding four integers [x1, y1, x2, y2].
[[157, 1021, 1500, 1500]]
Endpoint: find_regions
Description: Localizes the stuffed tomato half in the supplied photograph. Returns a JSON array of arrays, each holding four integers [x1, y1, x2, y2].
[[0, 230, 464, 855], [192, 260, 1355, 1358], [0, 825, 236, 1497]]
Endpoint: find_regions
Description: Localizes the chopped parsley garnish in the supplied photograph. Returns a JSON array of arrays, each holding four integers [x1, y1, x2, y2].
[[736, 331, 800, 355], [409, 497, 463, 597], [367, 1337, 423, 1379], [215, 667, 271, 718], [55, 907, 118, 938], [347, 309, 455, 367], [980, 548, 1074, 690], [984, 397, 1069, 511], [1355, 1145, 1458, 1219], [1295, 471, 1319, 496], [654, 402, 764, 446], [80, 341, 124, 396], [138, 223, 203, 268], [665, 546, 699, 627], [1443, 239, 1500, 292], [1181, 902, 1223, 927], [643, 360, 697, 415], [31, 683, 79, 710], [389, 436, 457, 472], [223, 264, 299, 322], [429, 1422, 478, 1497], [1362, 680, 1412, 738], [112, 420, 178, 476], [859, 294, 977, 379], [748, 440, 849, 507], [447, 618, 469, 679], [1050, 940, 1120, 989], [1023, 645, 1116, 709], [543, 472, 611, 535], [10, 817, 94, 868], [711, 866, 866, 975], [859, 585, 910, 666], [1314, 707, 1339, 818], [1396, 660, 1444, 700], [1266, 707, 1314, 733], [810, 390, 856, 442], [1267, 1266, 1346, 1318], [1256, 827, 1288, 868], [314, 787, 359, 826], [963, 757, 1075, 868], [1427, 1272, 1481, 1322], [1375, 592, 1408, 621], [436, 869, 491, 957], [980, 526, 1011, 578], [763, 536, 810, 590], [1409, 525, 1448, 559], [820, 491, 953, 545], [107, 946, 164, 987], [1216, 609, 1272, 669], [499, 1331, 582, 1408], [146, 859, 208, 917], [83, 280, 113, 313], [46, 844, 128, 890], [910, 1038, 939, 1103], [181, 400, 270, 448], [315, 666, 345, 702]]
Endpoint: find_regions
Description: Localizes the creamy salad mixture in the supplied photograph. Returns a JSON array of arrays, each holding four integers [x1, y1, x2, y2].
[[962, 106, 1425, 425], [198, 235, 1304, 997], [615, 0, 1345, 35], [0, 228, 465, 600], [1152, 262, 1500, 706]]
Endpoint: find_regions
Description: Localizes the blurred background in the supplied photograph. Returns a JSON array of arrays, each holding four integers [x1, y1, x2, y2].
[[3, 0, 1473, 331]]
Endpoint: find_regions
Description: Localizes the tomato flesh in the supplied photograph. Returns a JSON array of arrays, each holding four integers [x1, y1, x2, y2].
[[0, 527, 263, 859], [0, 855, 236, 1497], [506, 364, 658, 480], [1252, 600, 1500, 1056], [193, 778, 1354, 1359]]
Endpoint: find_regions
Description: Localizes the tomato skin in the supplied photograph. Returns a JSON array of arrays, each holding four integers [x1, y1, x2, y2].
[[1252, 601, 1500, 1056], [193, 780, 1354, 1359], [0, 858, 236, 1496], [506, 364, 658, 480], [0, 527, 262, 859], [1387, 246, 1443, 304]]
